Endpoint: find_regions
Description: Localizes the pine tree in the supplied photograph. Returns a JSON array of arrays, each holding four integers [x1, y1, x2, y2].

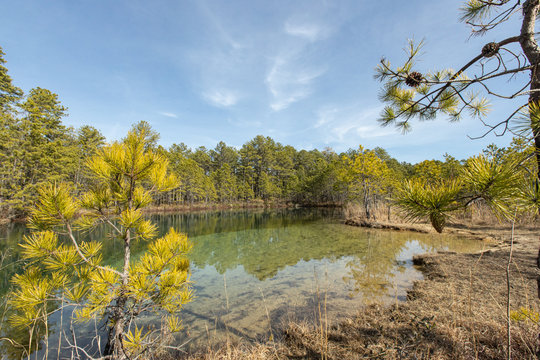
[[74, 125, 106, 188], [339, 146, 391, 219], [9, 129, 193, 358], [0, 46, 23, 111], [5, 87, 78, 216], [374, 1, 540, 198], [0, 45, 24, 217], [211, 163, 238, 203], [393, 154, 522, 232]]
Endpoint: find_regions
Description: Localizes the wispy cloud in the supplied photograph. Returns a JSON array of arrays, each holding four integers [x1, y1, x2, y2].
[[315, 105, 394, 143], [314, 107, 338, 128], [158, 111, 178, 118], [284, 21, 328, 42], [266, 57, 326, 111], [265, 16, 333, 111], [198, 0, 243, 49], [203, 89, 240, 108]]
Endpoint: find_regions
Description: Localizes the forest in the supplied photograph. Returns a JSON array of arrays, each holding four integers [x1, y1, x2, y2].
[[1, 46, 534, 224]]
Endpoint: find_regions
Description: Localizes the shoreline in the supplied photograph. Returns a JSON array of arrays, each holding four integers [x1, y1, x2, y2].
[[282, 221, 538, 359], [344, 217, 502, 241], [0, 202, 344, 226], [144, 201, 342, 214]]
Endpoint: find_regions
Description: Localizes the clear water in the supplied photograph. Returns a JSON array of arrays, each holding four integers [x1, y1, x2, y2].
[[0, 208, 487, 357]]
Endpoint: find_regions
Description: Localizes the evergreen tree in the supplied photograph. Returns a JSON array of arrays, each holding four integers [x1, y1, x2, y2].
[[375, 0, 540, 199], [209, 141, 239, 172], [394, 153, 524, 232], [8, 88, 77, 215], [190, 146, 212, 175], [0, 46, 24, 217], [10, 129, 192, 358], [240, 135, 278, 199], [211, 163, 238, 203], [0, 46, 23, 111], [412, 160, 444, 184], [338, 146, 391, 219], [129, 120, 160, 150], [168, 150, 214, 204], [74, 125, 106, 187]]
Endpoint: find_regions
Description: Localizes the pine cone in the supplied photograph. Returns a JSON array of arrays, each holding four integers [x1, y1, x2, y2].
[[405, 71, 423, 87], [429, 212, 446, 233], [482, 42, 499, 58]]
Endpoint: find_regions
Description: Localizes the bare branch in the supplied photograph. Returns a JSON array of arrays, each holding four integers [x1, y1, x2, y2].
[[468, 103, 528, 139]]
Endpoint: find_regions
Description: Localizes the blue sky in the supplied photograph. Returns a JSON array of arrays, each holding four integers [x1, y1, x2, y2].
[[0, 0, 527, 163]]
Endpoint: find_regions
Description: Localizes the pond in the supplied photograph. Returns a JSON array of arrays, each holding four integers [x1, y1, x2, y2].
[[0, 208, 487, 357]]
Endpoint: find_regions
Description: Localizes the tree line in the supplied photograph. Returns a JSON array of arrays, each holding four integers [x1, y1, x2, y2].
[[0, 45, 432, 219], [1, 43, 535, 226]]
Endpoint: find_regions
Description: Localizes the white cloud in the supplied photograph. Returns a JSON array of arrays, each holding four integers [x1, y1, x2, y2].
[[266, 57, 325, 111], [203, 89, 240, 107], [284, 21, 328, 42], [158, 111, 178, 118], [264, 17, 333, 112], [314, 105, 395, 145], [314, 107, 338, 128]]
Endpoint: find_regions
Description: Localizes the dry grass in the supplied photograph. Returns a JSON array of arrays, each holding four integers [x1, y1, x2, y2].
[[344, 201, 539, 228], [181, 342, 285, 360], [280, 232, 539, 359], [343, 202, 401, 223]]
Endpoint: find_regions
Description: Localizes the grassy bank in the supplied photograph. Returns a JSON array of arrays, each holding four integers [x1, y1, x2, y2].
[[179, 222, 538, 359]]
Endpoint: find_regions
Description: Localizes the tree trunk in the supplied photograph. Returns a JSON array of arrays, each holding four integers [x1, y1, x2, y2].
[[363, 183, 371, 220], [520, 0, 540, 312], [104, 228, 131, 358]]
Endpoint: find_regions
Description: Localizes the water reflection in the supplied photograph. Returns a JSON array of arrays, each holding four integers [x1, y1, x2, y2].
[[0, 208, 486, 357]]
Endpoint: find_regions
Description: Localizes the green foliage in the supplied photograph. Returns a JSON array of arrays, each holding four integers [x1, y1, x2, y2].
[[0, 45, 407, 214], [460, 0, 501, 23], [338, 146, 391, 219], [74, 125, 106, 187], [0, 46, 23, 111], [128, 120, 160, 150], [212, 163, 238, 202], [9, 129, 193, 358], [461, 155, 521, 217], [0, 48, 83, 218], [510, 306, 540, 324], [374, 0, 540, 229], [375, 40, 490, 131], [394, 179, 462, 232], [392, 150, 532, 232]]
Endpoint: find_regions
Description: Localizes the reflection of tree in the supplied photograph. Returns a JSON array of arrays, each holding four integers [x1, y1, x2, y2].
[[188, 216, 415, 282], [342, 231, 409, 300], [0, 302, 55, 359], [0, 209, 481, 291], [0, 224, 29, 297], [148, 208, 339, 238], [153, 210, 481, 282]]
